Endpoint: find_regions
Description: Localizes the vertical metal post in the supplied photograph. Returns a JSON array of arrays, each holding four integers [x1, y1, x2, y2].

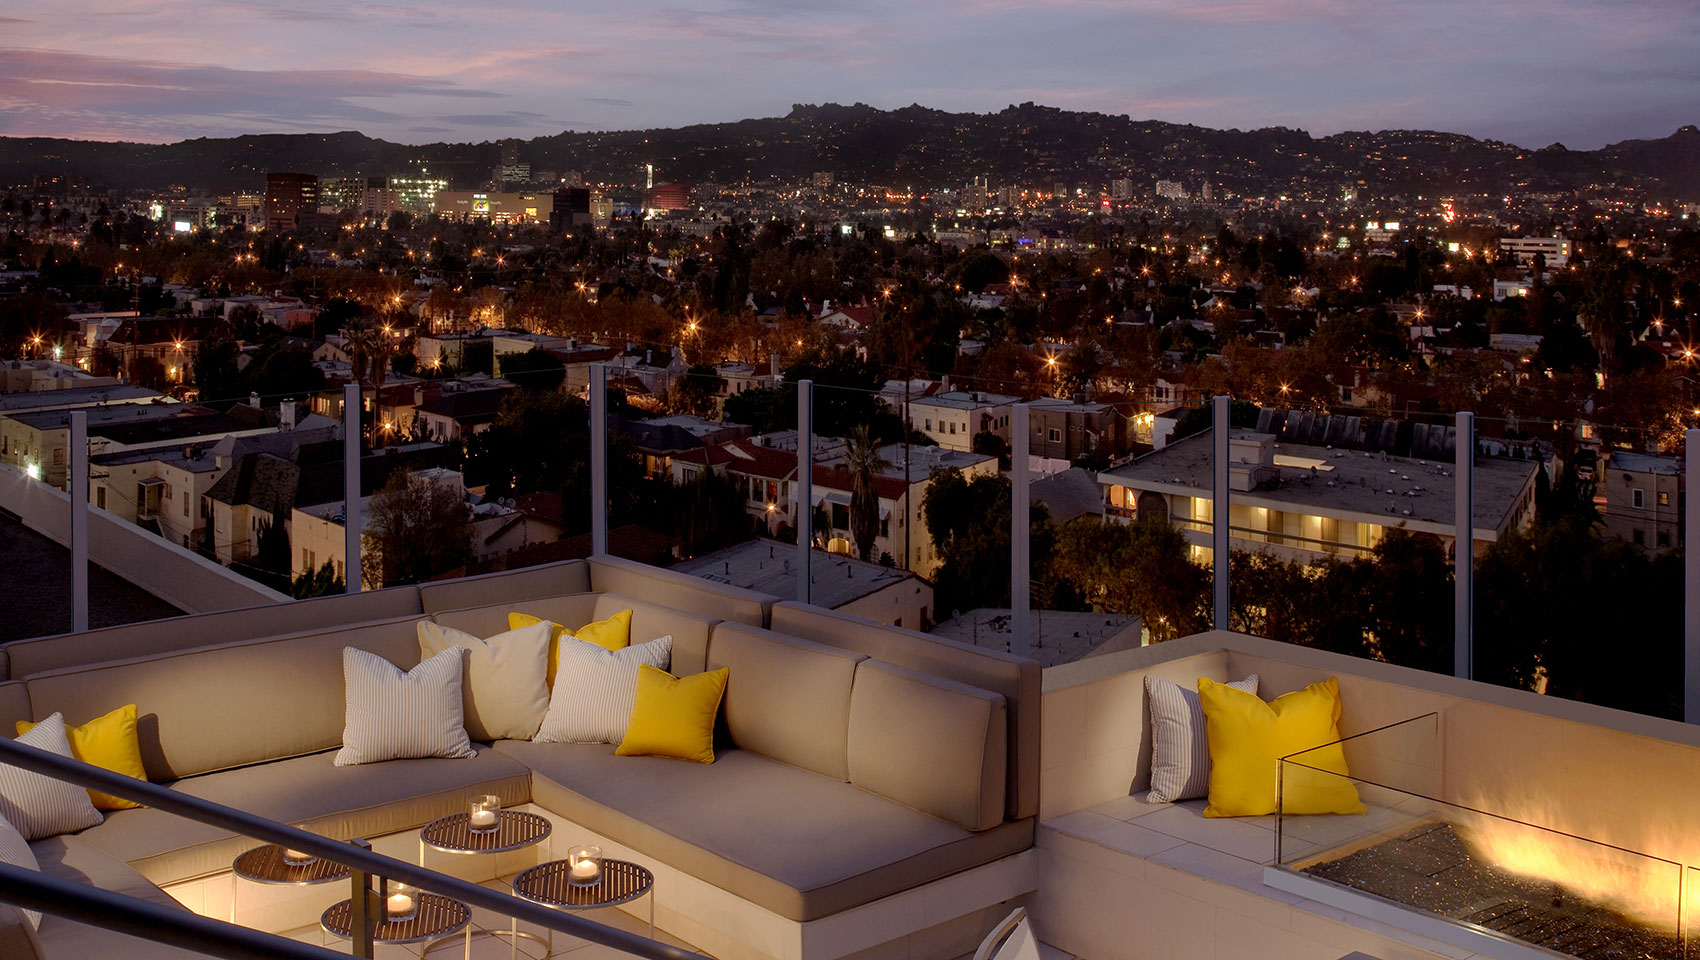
[[1212, 395, 1230, 631], [69, 410, 88, 633], [1455, 411, 1475, 681], [1011, 403, 1031, 658], [590, 363, 608, 556], [1686, 429, 1699, 722], [796, 379, 813, 604], [347, 838, 377, 960], [342, 383, 361, 594]]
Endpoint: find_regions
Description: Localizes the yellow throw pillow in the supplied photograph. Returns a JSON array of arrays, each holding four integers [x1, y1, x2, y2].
[[510, 609, 632, 690], [616, 664, 729, 764], [17, 705, 148, 811], [1197, 677, 1364, 818]]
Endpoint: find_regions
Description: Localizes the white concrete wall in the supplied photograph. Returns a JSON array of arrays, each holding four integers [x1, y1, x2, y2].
[[0, 463, 287, 614]]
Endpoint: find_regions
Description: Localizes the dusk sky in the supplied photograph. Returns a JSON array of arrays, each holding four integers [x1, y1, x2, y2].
[[1, 0, 1696, 149]]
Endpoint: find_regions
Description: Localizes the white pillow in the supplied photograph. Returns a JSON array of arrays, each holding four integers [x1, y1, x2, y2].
[[1145, 673, 1259, 803], [0, 814, 41, 927], [0, 713, 104, 840], [334, 647, 478, 766], [534, 635, 673, 745], [417, 620, 552, 742]]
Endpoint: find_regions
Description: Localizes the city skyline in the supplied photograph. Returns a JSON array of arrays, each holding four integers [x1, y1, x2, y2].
[[0, 0, 1696, 149]]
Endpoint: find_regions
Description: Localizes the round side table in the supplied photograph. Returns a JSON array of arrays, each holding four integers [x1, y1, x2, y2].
[[420, 810, 552, 958], [321, 892, 471, 959], [229, 844, 351, 926], [512, 857, 655, 953]]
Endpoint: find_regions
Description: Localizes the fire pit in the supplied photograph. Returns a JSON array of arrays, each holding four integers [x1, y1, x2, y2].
[[1263, 714, 1689, 960], [1303, 821, 1681, 960]]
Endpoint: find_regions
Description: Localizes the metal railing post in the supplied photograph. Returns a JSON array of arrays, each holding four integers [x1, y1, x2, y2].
[[1011, 403, 1031, 657], [591, 363, 608, 556], [69, 409, 88, 632], [342, 382, 361, 593], [1212, 395, 1230, 630], [1687, 428, 1699, 722], [347, 837, 377, 959], [797, 379, 813, 604], [1454, 411, 1475, 680]]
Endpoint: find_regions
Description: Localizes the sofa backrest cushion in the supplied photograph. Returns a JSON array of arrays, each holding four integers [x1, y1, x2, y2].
[[417, 560, 590, 615], [1, 586, 423, 681], [770, 602, 1038, 821], [22, 616, 421, 781], [589, 555, 776, 627], [0, 682, 29, 736], [706, 624, 865, 780], [0, 904, 41, 960], [431, 593, 716, 678], [848, 660, 1007, 832]]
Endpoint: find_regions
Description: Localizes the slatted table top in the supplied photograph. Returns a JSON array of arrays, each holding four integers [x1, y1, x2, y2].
[[232, 844, 353, 885], [512, 858, 655, 910], [421, 810, 552, 855], [321, 893, 471, 944]]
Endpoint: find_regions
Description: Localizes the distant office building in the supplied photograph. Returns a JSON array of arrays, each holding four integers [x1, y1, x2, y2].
[[390, 175, 448, 214], [1154, 180, 1188, 201], [318, 177, 366, 212], [549, 187, 593, 232], [1201, 182, 1214, 201], [1498, 237, 1572, 268], [812, 171, 835, 190], [434, 190, 553, 224], [358, 177, 401, 220], [561, 170, 585, 187], [1110, 178, 1134, 201], [645, 183, 690, 212], [263, 172, 319, 231]]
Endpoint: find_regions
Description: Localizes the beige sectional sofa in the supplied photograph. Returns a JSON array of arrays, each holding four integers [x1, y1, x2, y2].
[[0, 556, 1039, 960]]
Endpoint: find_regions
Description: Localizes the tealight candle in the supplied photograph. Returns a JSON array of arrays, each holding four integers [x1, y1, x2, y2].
[[386, 891, 415, 919], [468, 794, 502, 833], [281, 848, 314, 866], [567, 845, 602, 886]]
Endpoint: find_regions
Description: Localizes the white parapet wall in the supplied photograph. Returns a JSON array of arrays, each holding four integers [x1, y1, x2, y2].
[[0, 463, 288, 614]]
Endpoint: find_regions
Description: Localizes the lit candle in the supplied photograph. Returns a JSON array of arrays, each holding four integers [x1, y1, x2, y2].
[[281, 848, 313, 866], [469, 809, 498, 830], [569, 858, 599, 883], [387, 891, 414, 918]]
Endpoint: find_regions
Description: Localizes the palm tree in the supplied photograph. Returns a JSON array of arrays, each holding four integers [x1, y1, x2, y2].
[[844, 426, 890, 563], [342, 317, 391, 444]]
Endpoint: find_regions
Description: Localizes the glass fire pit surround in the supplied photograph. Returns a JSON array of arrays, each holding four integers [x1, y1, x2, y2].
[[1261, 714, 1688, 960]]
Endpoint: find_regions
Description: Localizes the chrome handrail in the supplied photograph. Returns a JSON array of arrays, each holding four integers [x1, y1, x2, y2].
[[0, 736, 708, 960], [0, 861, 347, 960]]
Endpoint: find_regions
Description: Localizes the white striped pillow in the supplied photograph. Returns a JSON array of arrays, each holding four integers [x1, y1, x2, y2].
[[533, 635, 673, 745], [0, 814, 41, 927], [333, 647, 478, 766], [1145, 673, 1258, 803], [0, 713, 104, 840]]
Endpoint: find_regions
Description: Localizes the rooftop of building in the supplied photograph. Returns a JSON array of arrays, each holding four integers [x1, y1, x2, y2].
[[1098, 427, 1540, 533], [0, 384, 163, 412], [673, 538, 920, 609], [930, 607, 1142, 667], [910, 389, 1022, 410], [6, 401, 185, 432], [1608, 450, 1682, 475]]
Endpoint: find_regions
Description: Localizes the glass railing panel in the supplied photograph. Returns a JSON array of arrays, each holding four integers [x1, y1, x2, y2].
[[1276, 715, 1684, 960]]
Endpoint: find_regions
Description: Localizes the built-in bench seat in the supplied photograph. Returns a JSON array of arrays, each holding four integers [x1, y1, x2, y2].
[[497, 741, 1033, 923], [29, 835, 197, 960], [77, 745, 531, 886]]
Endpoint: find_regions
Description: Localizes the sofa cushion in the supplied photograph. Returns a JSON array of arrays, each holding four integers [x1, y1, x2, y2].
[[495, 740, 1033, 922], [0, 714, 104, 840], [23, 617, 422, 781], [589, 555, 775, 627], [2, 585, 424, 681], [848, 661, 1007, 832], [705, 624, 864, 780], [334, 647, 477, 766], [418, 560, 590, 614], [418, 620, 552, 742], [0, 905, 40, 960], [771, 602, 1040, 821], [30, 834, 193, 960], [76, 745, 529, 885], [536, 636, 673, 745], [0, 682, 28, 734]]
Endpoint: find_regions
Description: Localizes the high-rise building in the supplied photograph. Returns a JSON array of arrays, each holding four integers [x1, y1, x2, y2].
[[318, 176, 366, 213], [1154, 179, 1189, 201], [645, 182, 690, 212], [1110, 178, 1134, 201], [549, 187, 592, 232], [263, 172, 319, 231], [390, 175, 448, 214]]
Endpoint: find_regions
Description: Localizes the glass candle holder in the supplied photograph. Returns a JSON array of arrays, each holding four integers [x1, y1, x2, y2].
[[468, 795, 502, 834], [567, 845, 602, 887], [280, 847, 317, 867], [385, 882, 418, 922]]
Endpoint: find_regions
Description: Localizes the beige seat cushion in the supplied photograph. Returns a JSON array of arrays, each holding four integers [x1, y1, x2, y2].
[[494, 740, 1032, 922], [30, 835, 204, 960], [77, 745, 530, 885], [705, 625, 865, 780]]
